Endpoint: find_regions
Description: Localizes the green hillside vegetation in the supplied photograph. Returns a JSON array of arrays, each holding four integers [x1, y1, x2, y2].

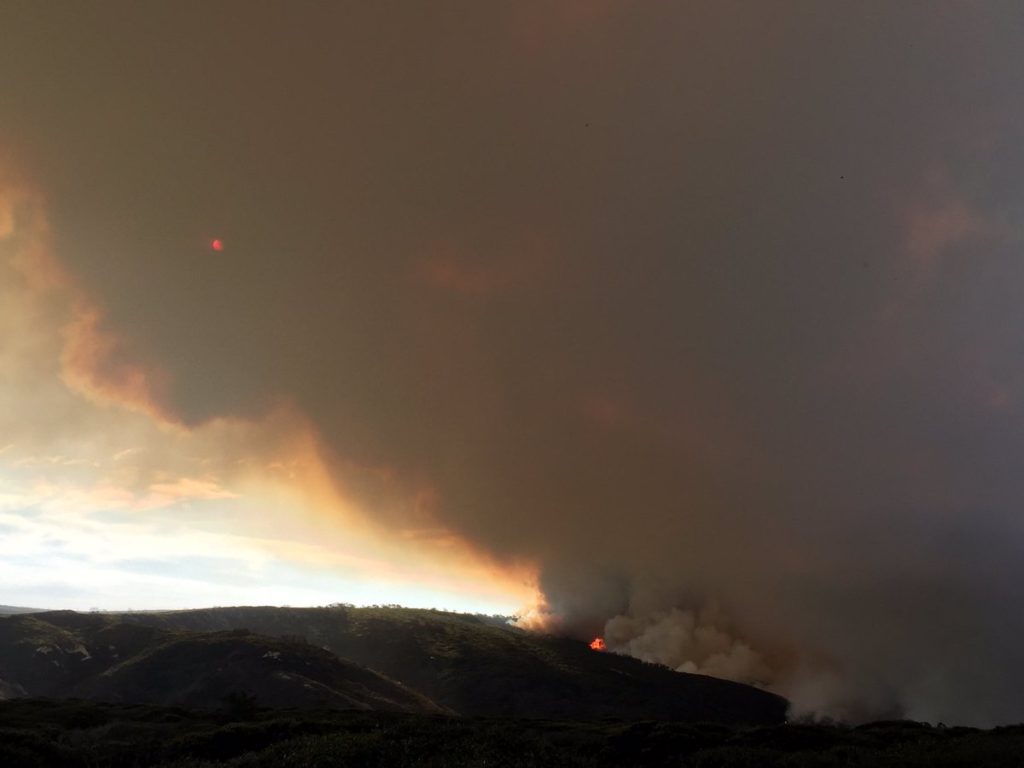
[[2, 699, 1023, 768], [0, 613, 441, 714], [112, 605, 787, 724]]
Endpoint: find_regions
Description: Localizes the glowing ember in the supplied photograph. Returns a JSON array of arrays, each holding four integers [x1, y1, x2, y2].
[[211, 239, 224, 251], [589, 637, 606, 651]]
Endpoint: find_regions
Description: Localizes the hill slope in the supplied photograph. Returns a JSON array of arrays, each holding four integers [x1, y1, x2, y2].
[[0, 606, 43, 616], [0, 612, 442, 714], [116, 606, 787, 724]]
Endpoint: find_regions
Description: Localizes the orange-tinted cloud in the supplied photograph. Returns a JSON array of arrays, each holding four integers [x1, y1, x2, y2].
[[904, 197, 985, 267], [414, 242, 545, 300], [1, 163, 178, 426], [60, 305, 178, 424]]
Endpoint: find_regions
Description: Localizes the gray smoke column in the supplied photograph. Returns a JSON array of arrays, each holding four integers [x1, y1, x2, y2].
[[3, 2, 1024, 725]]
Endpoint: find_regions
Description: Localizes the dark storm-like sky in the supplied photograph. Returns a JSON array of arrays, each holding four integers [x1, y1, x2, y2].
[[3, 2, 1024, 724]]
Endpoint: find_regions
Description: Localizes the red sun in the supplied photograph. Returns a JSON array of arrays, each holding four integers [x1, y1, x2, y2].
[[211, 239, 224, 252]]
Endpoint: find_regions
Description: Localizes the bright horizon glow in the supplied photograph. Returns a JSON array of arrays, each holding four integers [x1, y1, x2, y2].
[[0, 481, 534, 616]]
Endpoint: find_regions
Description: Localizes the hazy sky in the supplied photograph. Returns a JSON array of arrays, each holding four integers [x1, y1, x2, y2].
[[3, 2, 1024, 724]]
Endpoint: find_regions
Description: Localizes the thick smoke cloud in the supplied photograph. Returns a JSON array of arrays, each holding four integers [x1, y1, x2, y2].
[[4, 3, 1024, 724]]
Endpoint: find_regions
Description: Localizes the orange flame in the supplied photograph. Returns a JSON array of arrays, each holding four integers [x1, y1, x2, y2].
[[589, 637, 606, 651]]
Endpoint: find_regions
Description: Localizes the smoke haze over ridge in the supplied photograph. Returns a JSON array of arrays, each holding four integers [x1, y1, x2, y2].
[[3, 2, 1024, 724]]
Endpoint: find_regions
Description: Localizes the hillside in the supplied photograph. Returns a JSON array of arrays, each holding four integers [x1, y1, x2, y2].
[[0, 612, 442, 714], [0, 607, 43, 616], [114, 605, 787, 724]]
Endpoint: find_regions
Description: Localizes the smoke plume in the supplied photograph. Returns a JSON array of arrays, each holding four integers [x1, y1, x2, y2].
[[3, 2, 1024, 724]]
